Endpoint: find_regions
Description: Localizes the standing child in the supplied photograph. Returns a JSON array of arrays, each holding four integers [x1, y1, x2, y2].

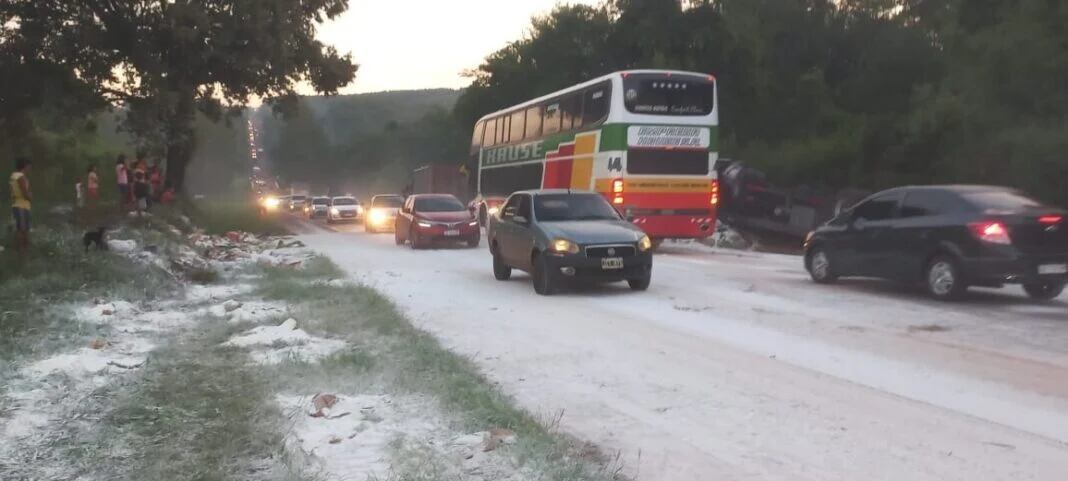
[[133, 171, 150, 217], [116, 155, 129, 211], [87, 165, 99, 209]]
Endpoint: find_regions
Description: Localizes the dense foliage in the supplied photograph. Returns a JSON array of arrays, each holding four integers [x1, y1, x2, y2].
[[256, 89, 463, 196], [0, 0, 357, 190], [457, 0, 1068, 206]]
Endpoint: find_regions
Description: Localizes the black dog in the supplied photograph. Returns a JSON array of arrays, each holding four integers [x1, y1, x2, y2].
[[83, 227, 108, 252]]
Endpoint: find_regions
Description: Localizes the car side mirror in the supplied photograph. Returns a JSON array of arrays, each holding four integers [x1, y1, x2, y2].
[[513, 215, 529, 225]]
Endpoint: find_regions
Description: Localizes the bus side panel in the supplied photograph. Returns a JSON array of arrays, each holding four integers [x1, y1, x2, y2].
[[542, 136, 576, 188], [569, 132, 599, 191]]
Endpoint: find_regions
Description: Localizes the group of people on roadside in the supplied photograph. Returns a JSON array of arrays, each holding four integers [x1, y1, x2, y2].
[[76, 153, 173, 216], [9, 152, 177, 255]]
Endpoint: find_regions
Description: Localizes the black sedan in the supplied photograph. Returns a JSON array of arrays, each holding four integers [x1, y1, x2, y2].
[[804, 185, 1067, 301], [488, 189, 654, 295]]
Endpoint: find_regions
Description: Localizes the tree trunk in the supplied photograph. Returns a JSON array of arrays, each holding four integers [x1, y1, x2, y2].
[[164, 93, 196, 192]]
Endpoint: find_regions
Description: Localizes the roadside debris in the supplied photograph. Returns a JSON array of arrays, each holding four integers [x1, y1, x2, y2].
[[223, 318, 346, 365]]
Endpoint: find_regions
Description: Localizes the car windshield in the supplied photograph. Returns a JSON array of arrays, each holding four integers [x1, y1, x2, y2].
[[414, 197, 465, 212], [312, 198, 329, 205], [333, 198, 358, 206], [962, 191, 1045, 211], [534, 194, 621, 222], [373, 196, 404, 208], [291, 196, 306, 201]]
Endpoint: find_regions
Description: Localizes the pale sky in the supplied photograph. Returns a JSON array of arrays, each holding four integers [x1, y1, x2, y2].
[[310, 0, 598, 94]]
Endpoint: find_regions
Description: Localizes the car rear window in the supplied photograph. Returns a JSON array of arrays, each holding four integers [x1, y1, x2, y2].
[[414, 197, 465, 212], [373, 196, 404, 208], [962, 191, 1046, 211]]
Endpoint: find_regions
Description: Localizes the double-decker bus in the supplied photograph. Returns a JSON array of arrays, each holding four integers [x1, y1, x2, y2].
[[469, 70, 720, 241]]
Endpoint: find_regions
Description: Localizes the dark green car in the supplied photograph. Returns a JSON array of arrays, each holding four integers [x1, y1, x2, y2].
[[487, 189, 654, 295]]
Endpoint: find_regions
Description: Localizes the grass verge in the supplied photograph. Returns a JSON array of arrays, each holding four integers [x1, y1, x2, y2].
[[253, 258, 620, 481]]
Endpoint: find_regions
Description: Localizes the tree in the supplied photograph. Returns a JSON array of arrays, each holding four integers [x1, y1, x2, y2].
[[0, 0, 357, 191]]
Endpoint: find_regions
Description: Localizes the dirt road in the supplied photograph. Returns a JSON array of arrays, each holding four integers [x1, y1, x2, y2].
[[295, 218, 1068, 481]]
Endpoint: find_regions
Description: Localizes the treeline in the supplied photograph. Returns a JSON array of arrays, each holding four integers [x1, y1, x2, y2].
[[257, 89, 464, 195], [456, 0, 1068, 206]]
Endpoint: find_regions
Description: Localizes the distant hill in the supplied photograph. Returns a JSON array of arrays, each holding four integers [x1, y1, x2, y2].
[[301, 88, 461, 144]]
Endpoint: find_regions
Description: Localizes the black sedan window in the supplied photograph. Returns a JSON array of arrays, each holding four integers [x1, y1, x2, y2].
[[534, 194, 621, 222], [962, 191, 1045, 211], [415, 197, 466, 212]]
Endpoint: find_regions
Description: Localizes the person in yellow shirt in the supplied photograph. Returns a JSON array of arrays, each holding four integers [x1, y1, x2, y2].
[[9, 157, 32, 254]]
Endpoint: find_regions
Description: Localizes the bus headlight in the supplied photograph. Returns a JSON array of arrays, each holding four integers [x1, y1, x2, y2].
[[638, 235, 653, 252], [550, 238, 580, 255]]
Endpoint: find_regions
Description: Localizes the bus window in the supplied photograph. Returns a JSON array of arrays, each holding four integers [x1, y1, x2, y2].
[[480, 164, 544, 196], [470, 121, 485, 151], [499, 116, 509, 144], [560, 93, 582, 131], [484, 118, 497, 147], [623, 73, 716, 116], [525, 106, 542, 139], [510, 111, 525, 142], [544, 102, 561, 135], [583, 82, 610, 125]]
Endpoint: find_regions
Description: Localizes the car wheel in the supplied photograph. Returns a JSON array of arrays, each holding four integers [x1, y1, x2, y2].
[[926, 255, 967, 301], [532, 254, 558, 296], [492, 249, 512, 281], [467, 236, 480, 248], [807, 247, 838, 284], [1022, 282, 1065, 301], [628, 272, 652, 291], [394, 229, 404, 245], [409, 228, 422, 250]]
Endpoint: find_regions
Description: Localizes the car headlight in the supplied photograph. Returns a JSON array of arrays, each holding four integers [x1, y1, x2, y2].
[[263, 197, 280, 209], [468, 220, 479, 227], [550, 238, 580, 255], [487, 206, 500, 215], [638, 235, 653, 252], [417, 221, 432, 228], [369, 209, 387, 224], [330, 207, 340, 216], [356, 206, 364, 214]]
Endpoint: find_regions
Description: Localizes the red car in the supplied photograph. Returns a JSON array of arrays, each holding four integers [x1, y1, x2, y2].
[[395, 194, 480, 249], [469, 194, 507, 226]]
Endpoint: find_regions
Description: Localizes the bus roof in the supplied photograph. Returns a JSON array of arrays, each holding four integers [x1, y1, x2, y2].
[[475, 69, 716, 122]]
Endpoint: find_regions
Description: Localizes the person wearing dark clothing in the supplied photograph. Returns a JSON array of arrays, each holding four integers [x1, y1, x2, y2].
[[133, 171, 150, 216]]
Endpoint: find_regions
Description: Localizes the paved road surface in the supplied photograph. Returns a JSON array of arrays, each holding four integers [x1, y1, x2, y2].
[[288, 216, 1068, 481]]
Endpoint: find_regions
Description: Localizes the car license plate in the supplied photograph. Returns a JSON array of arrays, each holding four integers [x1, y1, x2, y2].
[[444, 229, 460, 237], [1038, 263, 1068, 275], [602, 257, 624, 270]]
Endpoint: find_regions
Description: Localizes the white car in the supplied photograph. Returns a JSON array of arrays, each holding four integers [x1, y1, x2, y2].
[[365, 194, 405, 233], [327, 196, 363, 224]]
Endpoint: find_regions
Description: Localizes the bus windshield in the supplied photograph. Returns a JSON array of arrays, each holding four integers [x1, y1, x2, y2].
[[623, 73, 715, 116], [535, 194, 622, 222]]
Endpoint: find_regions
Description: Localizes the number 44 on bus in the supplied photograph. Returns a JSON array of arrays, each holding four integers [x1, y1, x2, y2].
[[468, 70, 721, 245]]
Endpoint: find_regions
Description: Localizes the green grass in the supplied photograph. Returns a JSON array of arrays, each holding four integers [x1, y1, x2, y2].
[[0, 221, 175, 369], [83, 320, 307, 481], [253, 257, 618, 481], [178, 198, 289, 236]]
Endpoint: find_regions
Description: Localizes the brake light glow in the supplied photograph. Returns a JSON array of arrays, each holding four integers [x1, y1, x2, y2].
[[710, 180, 719, 206], [613, 196, 624, 205], [1038, 215, 1063, 224], [969, 221, 1012, 245], [612, 179, 624, 194]]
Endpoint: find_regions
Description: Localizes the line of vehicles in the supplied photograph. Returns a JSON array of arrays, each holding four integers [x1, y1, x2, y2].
[[262, 69, 1066, 302]]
